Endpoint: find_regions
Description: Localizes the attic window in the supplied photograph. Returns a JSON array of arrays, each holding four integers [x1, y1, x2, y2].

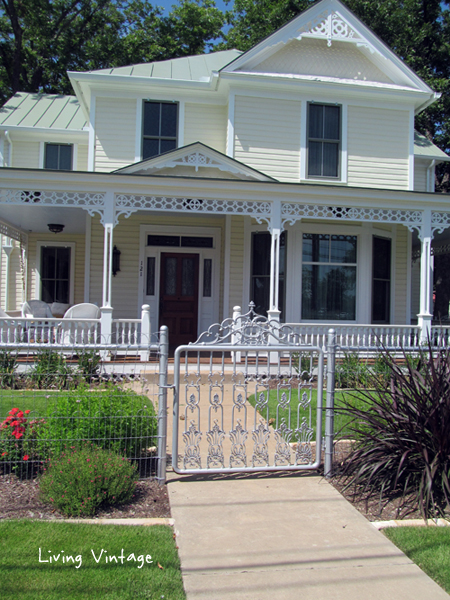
[[142, 101, 178, 159], [44, 144, 73, 170], [307, 104, 340, 178]]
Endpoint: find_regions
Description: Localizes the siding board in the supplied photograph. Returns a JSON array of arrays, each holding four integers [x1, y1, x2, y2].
[[184, 103, 227, 153], [94, 98, 136, 172]]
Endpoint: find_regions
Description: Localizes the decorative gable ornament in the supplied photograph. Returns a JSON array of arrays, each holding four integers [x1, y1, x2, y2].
[[163, 151, 236, 174], [296, 9, 381, 55]]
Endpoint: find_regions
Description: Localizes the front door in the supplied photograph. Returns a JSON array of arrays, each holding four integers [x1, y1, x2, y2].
[[159, 253, 199, 347]]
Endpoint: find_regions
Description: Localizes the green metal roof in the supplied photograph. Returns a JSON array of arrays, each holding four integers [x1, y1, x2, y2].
[[0, 93, 87, 130], [414, 130, 449, 161], [89, 50, 242, 81]]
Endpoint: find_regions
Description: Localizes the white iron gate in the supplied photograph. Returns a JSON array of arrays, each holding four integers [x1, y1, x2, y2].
[[171, 306, 336, 476]]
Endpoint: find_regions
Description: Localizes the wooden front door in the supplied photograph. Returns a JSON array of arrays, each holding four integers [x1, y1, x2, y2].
[[159, 253, 199, 347]]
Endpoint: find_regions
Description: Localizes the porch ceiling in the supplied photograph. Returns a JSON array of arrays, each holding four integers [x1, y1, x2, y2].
[[0, 205, 87, 235]]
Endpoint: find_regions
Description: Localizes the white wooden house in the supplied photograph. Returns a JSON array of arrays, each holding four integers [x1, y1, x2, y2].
[[0, 0, 449, 348]]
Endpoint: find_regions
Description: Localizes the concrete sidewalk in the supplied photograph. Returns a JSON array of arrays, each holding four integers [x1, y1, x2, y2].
[[167, 471, 449, 600]]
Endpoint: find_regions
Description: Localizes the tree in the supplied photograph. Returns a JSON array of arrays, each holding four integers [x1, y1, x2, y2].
[[222, 0, 450, 191], [0, 0, 225, 104]]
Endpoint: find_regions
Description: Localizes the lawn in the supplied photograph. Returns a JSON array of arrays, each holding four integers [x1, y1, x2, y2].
[[383, 526, 450, 594], [0, 520, 186, 600], [0, 389, 60, 419], [247, 387, 368, 439]]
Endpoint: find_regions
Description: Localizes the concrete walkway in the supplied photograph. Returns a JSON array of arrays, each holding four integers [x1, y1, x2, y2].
[[167, 471, 449, 600]]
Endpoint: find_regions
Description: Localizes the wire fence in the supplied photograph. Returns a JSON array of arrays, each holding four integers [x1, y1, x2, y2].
[[0, 338, 162, 481]]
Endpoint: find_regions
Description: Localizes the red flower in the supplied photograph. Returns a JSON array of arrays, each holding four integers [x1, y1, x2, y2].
[[23, 455, 29, 461], [25, 410, 31, 415], [1, 452, 7, 457]]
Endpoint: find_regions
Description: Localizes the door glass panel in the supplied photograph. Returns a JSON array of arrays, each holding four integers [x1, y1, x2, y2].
[[164, 257, 177, 296], [181, 258, 195, 296], [203, 259, 212, 297], [146, 257, 155, 296]]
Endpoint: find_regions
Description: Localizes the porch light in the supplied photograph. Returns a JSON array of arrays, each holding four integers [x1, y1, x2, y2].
[[112, 245, 121, 276], [47, 223, 65, 234]]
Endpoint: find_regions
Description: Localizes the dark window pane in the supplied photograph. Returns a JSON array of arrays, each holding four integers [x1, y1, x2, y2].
[[143, 138, 160, 159], [181, 237, 213, 248], [181, 258, 195, 296], [203, 259, 212, 297], [309, 104, 323, 138], [252, 276, 270, 317], [56, 248, 70, 280], [55, 280, 69, 304], [308, 141, 322, 176], [161, 103, 177, 137], [252, 233, 271, 275], [372, 280, 390, 322], [41, 247, 56, 279], [251, 232, 286, 318], [324, 106, 340, 140], [164, 257, 177, 296], [41, 280, 53, 304], [59, 145, 72, 170], [143, 102, 160, 137], [323, 143, 339, 177], [373, 237, 391, 279], [45, 145, 59, 169], [146, 257, 155, 296], [160, 139, 176, 154], [330, 236, 357, 264], [147, 235, 180, 247], [302, 265, 356, 320]]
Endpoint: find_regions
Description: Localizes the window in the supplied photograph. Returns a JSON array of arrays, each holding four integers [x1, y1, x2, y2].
[[40, 246, 71, 303], [44, 144, 73, 170], [307, 104, 340, 178], [302, 234, 356, 320], [251, 232, 286, 318], [142, 101, 178, 159], [372, 237, 391, 323]]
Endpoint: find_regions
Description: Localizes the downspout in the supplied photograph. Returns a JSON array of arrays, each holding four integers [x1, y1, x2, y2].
[[2, 241, 13, 311]]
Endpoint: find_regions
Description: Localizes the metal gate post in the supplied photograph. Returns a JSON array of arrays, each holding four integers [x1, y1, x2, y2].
[[157, 325, 169, 484], [324, 328, 336, 478]]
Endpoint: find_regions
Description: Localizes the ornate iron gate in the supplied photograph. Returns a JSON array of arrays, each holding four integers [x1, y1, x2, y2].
[[171, 306, 335, 475]]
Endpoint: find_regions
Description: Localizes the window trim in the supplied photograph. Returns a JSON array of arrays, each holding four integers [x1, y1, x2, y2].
[[141, 100, 179, 160], [36, 241, 75, 305], [43, 143, 74, 171], [300, 101, 347, 183]]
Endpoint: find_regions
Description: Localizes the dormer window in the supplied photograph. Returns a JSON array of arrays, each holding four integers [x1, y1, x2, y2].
[[142, 101, 178, 159], [44, 143, 73, 170], [307, 104, 340, 178]]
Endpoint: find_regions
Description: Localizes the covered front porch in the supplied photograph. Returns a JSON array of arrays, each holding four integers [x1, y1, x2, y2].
[[1, 162, 450, 352]]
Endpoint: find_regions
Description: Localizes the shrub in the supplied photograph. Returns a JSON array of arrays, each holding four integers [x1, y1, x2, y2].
[[0, 407, 45, 477], [335, 342, 450, 519], [335, 352, 369, 389], [39, 443, 138, 516], [77, 350, 101, 382], [0, 350, 18, 389], [27, 349, 75, 390], [35, 386, 156, 459]]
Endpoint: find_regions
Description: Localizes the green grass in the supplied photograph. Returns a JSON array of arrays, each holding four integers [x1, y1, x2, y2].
[[383, 526, 450, 593], [0, 390, 60, 419], [247, 388, 368, 439], [0, 521, 186, 600]]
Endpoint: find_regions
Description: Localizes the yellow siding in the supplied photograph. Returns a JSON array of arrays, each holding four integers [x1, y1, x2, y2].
[[348, 106, 410, 189], [394, 226, 408, 323], [89, 215, 225, 319], [94, 97, 136, 172], [234, 95, 301, 182], [12, 141, 40, 168], [76, 144, 89, 171], [414, 161, 428, 191], [410, 258, 420, 321], [27, 235, 85, 304], [252, 39, 393, 84], [228, 216, 245, 309], [184, 103, 227, 153]]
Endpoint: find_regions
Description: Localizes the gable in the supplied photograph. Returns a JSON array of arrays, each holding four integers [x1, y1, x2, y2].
[[113, 143, 275, 182], [245, 38, 394, 85]]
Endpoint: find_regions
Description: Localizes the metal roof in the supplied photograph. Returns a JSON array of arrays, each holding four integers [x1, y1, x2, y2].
[[0, 93, 87, 130], [89, 50, 242, 81], [414, 130, 449, 160]]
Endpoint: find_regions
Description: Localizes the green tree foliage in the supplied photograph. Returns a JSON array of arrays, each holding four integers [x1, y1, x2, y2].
[[0, 0, 225, 104], [223, 0, 450, 191]]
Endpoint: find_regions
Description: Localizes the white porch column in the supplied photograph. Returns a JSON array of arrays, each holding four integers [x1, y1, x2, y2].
[[418, 209, 433, 343], [269, 199, 282, 312], [2, 241, 13, 311], [100, 192, 115, 353]]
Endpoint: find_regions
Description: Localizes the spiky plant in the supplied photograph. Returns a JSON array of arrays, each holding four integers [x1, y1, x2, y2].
[[335, 342, 450, 519]]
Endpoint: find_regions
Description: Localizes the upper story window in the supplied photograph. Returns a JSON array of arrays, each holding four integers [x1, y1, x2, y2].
[[142, 101, 178, 159], [307, 104, 340, 178], [44, 143, 73, 170]]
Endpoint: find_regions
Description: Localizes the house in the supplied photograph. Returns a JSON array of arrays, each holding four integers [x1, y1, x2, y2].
[[0, 0, 449, 348]]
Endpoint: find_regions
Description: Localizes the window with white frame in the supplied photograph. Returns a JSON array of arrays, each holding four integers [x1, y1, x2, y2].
[[302, 234, 356, 320], [307, 104, 340, 178], [44, 143, 73, 170], [142, 101, 178, 159]]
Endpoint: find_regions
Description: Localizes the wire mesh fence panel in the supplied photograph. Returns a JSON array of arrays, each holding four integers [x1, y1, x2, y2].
[[0, 338, 162, 481]]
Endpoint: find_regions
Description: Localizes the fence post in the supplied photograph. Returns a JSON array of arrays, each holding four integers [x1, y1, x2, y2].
[[100, 306, 113, 361], [157, 325, 169, 485], [232, 305, 241, 362], [140, 304, 151, 362], [324, 328, 336, 478]]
